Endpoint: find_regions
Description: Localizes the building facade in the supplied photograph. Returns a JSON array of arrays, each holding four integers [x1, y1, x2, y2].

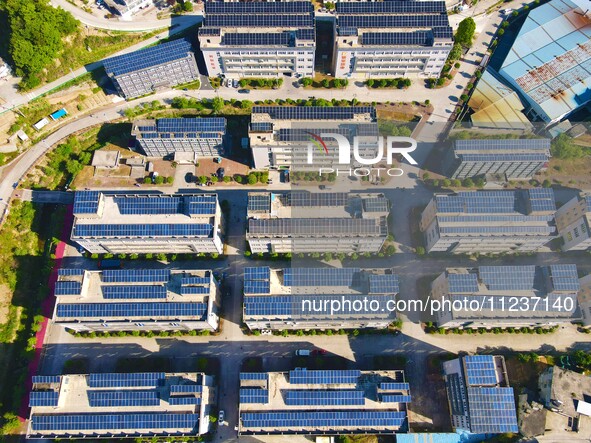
[[131, 118, 226, 158], [249, 105, 379, 170], [447, 138, 551, 180], [420, 189, 557, 254], [238, 369, 410, 435], [555, 192, 591, 251], [443, 355, 518, 434], [52, 267, 220, 332], [243, 266, 399, 330], [199, 2, 315, 79], [71, 191, 223, 254], [27, 372, 215, 439], [431, 265, 581, 329], [103, 0, 151, 19], [333, 1, 452, 79], [246, 192, 389, 254], [102, 39, 199, 99]]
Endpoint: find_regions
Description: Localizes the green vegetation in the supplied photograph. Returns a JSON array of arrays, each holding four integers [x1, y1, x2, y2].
[[239, 78, 283, 89], [425, 323, 559, 335], [69, 328, 213, 339], [550, 134, 586, 159], [173, 79, 201, 91], [365, 78, 411, 89], [455, 17, 476, 48], [300, 77, 349, 89], [123, 100, 166, 118], [0, 202, 66, 435]]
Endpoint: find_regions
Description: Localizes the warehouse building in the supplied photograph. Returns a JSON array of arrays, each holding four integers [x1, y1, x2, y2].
[[199, 2, 315, 79], [249, 105, 379, 170], [27, 372, 215, 439], [555, 192, 591, 251], [420, 189, 557, 254], [333, 1, 453, 79], [71, 191, 223, 254], [243, 266, 399, 330], [102, 39, 199, 99], [246, 192, 389, 254], [495, 0, 591, 124], [52, 267, 220, 332], [131, 118, 226, 158], [443, 355, 518, 434], [446, 139, 551, 180], [431, 264, 581, 329], [238, 368, 410, 435]]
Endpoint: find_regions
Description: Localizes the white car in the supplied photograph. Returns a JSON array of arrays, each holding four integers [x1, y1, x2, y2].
[[218, 410, 225, 424]]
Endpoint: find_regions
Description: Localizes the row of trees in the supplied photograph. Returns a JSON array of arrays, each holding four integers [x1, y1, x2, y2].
[[2, 0, 80, 89], [366, 78, 412, 89], [239, 78, 283, 89], [300, 78, 349, 88]]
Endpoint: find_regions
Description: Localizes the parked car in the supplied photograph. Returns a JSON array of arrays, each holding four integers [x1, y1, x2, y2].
[[295, 349, 311, 356], [217, 167, 225, 179], [218, 410, 225, 423], [238, 89, 250, 94], [232, 79, 238, 88], [312, 349, 328, 355]]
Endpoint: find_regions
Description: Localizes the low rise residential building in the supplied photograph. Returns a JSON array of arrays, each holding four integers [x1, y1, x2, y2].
[[27, 372, 215, 439], [333, 1, 453, 79], [446, 139, 551, 180], [52, 267, 220, 332], [246, 192, 389, 254], [249, 105, 378, 170], [103, 0, 151, 19], [443, 355, 518, 434], [199, 2, 315, 79], [238, 369, 410, 435], [131, 118, 226, 158], [431, 265, 581, 329], [71, 191, 223, 255], [420, 189, 557, 254], [102, 39, 199, 99], [555, 192, 591, 251], [243, 266, 399, 330]]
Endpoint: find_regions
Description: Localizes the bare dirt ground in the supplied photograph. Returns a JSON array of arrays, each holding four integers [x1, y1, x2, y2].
[[0, 283, 12, 325]]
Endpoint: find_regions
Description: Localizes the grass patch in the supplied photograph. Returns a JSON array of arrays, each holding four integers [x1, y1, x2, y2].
[[173, 79, 201, 91]]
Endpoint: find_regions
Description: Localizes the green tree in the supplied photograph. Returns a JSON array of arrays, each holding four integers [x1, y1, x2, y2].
[[551, 134, 584, 159], [247, 173, 258, 185], [182, 0, 193, 12], [211, 97, 224, 114], [321, 79, 330, 88], [301, 77, 313, 87], [366, 79, 375, 87], [455, 18, 476, 47], [449, 43, 463, 61]]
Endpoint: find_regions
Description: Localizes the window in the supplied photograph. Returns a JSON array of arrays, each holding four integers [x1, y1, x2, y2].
[[567, 232, 573, 241], [575, 227, 580, 238], [582, 223, 587, 233]]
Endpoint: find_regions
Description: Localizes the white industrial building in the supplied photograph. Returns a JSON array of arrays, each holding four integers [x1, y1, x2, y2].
[[555, 192, 591, 252]]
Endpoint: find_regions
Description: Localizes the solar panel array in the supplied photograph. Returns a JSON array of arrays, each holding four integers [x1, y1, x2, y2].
[[205, 1, 312, 14], [248, 218, 382, 236], [115, 197, 183, 215], [169, 396, 201, 405], [170, 384, 202, 394], [73, 191, 101, 215], [88, 390, 160, 407], [363, 197, 390, 213], [240, 388, 269, 404], [284, 390, 365, 406], [247, 194, 272, 214], [240, 373, 268, 381], [54, 281, 82, 296], [455, 139, 551, 152], [204, 1, 313, 29], [467, 387, 518, 433], [29, 391, 60, 407], [283, 267, 359, 287], [244, 296, 292, 316], [362, 31, 433, 46], [103, 39, 193, 77], [244, 267, 271, 295], [157, 118, 225, 134], [338, 15, 449, 29], [250, 122, 273, 133], [223, 32, 291, 47], [464, 355, 498, 386], [550, 264, 580, 292], [282, 192, 349, 208], [102, 285, 167, 300], [31, 413, 199, 432], [88, 373, 165, 388], [181, 276, 210, 286], [447, 273, 479, 293], [241, 411, 406, 429], [73, 224, 213, 238], [206, 15, 313, 28], [381, 394, 412, 403], [32, 376, 62, 385], [58, 268, 85, 277], [180, 286, 210, 295], [380, 382, 410, 391], [289, 369, 361, 385], [252, 106, 376, 121], [528, 188, 556, 212], [102, 269, 170, 283], [337, 1, 446, 14], [368, 274, 400, 294], [56, 302, 207, 319], [479, 266, 536, 291]]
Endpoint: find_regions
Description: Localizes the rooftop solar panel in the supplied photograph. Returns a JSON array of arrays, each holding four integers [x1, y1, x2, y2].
[[240, 411, 406, 430], [289, 369, 361, 385], [206, 15, 313, 28], [362, 31, 434, 46], [467, 387, 518, 434], [550, 264, 580, 292], [479, 266, 536, 291], [103, 39, 193, 77], [205, 1, 312, 14], [32, 376, 62, 385], [464, 355, 498, 386], [56, 302, 207, 319], [88, 390, 160, 407], [338, 14, 449, 29], [248, 194, 272, 213], [248, 218, 384, 236], [240, 388, 269, 404], [168, 396, 201, 405], [381, 394, 412, 403], [252, 106, 376, 121], [447, 273, 479, 293], [454, 139, 551, 152], [73, 191, 101, 215], [363, 197, 390, 213], [102, 285, 167, 300], [54, 281, 82, 296], [30, 413, 199, 432], [102, 269, 170, 283], [337, 1, 446, 14], [29, 391, 60, 407], [170, 384, 202, 394], [283, 267, 359, 287], [223, 32, 291, 47], [379, 382, 410, 391], [73, 224, 213, 238], [88, 373, 165, 388], [58, 268, 85, 277], [284, 390, 365, 406], [250, 122, 273, 133], [245, 267, 271, 281], [156, 118, 225, 134], [368, 274, 400, 294]]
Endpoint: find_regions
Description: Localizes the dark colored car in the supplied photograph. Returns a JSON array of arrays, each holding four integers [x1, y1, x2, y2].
[[217, 167, 225, 179]]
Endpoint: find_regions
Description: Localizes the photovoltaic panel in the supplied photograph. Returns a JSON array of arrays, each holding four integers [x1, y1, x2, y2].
[[88, 390, 160, 407], [550, 264, 579, 291], [338, 15, 449, 29], [32, 376, 62, 384], [362, 31, 434, 46], [282, 192, 349, 208], [528, 188, 556, 212], [88, 373, 165, 388], [459, 154, 550, 162], [381, 394, 412, 403], [181, 276, 210, 286], [283, 267, 359, 287], [245, 267, 271, 281], [103, 39, 193, 77], [252, 106, 376, 121], [363, 197, 390, 213], [244, 280, 271, 295], [247, 194, 272, 213], [29, 391, 59, 407], [30, 413, 199, 432], [479, 266, 536, 291], [337, 1, 446, 14], [368, 274, 400, 294], [185, 195, 217, 216], [157, 118, 225, 133], [240, 372, 268, 381], [455, 139, 551, 152], [170, 384, 202, 394], [439, 225, 555, 235], [102, 269, 170, 283], [223, 33, 291, 47], [58, 268, 85, 277], [73, 191, 101, 215], [205, 1, 312, 14], [248, 218, 383, 236], [289, 369, 361, 385], [451, 293, 578, 315], [461, 191, 517, 214], [240, 411, 406, 430], [198, 27, 220, 37], [240, 388, 269, 404], [447, 273, 479, 293], [73, 224, 213, 238], [102, 285, 167, 300], [56, 302, 207, 319], [379, 383, 409, 391], [114, 197, 183, 215], [296, 28, 315, 40], [250, 122, 273, 133], [464, 355, 498, 386], [243, 296, 292, 316], [168, 396, 201, 405], [206, 15, 313, 28], [467, 387, 518, 433], [284, 390, 365, 406], [180, 285, 210, 295], [54, 281, 82, 296]]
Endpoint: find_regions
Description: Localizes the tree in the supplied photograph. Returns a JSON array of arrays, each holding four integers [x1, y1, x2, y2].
[[455, 18, 476, 47], [321, 79, 330, 88], [497, 28, 505, 36], [182, 0, 193, 12], [366, 79, 374, 87], [143, 177, 152, 184], [211, 97, 224, 114], [542, 179, 552, 188], [247, 173, 258, 185], [462, 178, 474, 187], [332, 78, 341, 88], [301, 77, 313, 87], [551, 133, 584, 159], [154, 175, 165, 185], [449, 43, 463, 61]]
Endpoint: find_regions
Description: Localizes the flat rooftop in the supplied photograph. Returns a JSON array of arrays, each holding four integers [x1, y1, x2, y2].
[[131, 118, 226, 141]]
